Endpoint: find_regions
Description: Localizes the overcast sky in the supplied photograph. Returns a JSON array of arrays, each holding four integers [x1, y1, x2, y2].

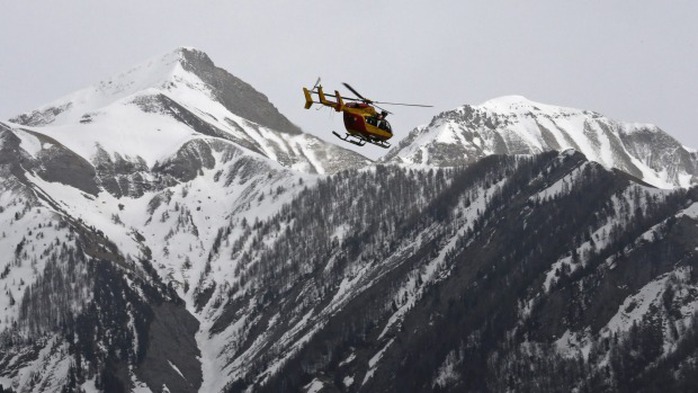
[[2, 1, 696, 159]]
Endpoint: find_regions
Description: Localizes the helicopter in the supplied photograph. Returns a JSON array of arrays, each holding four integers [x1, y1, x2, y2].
[[303, 79, 432, 148]]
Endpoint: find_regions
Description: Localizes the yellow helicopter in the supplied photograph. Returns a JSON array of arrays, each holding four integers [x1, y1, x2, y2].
[[303, 79, 432, 148]]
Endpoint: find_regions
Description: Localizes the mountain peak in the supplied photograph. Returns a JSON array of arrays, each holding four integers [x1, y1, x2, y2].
[[385, 97, 697, 188], [160, 46, 215, 71], [173, 48, 303, 135], [480, 94, 536, 109], [10, 47, 302, 134], [476, 95, 585, 117], [162, 46, 304, 135]]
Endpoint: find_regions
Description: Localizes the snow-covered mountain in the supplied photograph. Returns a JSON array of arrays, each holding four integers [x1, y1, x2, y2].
[[3, 48, 698, 393], [0, 48, 371, 392], [10, 47, 369, 177], [384, 95, 698, 188]]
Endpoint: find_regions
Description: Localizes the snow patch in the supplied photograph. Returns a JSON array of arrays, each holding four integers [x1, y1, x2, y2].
[[303, 378, 324, 393], [362, 338, 395, 386], [343, 375, 355, 387], [679, 201, 698, 219], [605, 275, 669, 333], [13, 128, 44, 158], [433, 350, 461, 389], [554, 328, 593, 360]]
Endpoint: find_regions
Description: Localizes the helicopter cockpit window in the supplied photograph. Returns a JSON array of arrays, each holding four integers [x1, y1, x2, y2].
[[367, 116, 392, 132]]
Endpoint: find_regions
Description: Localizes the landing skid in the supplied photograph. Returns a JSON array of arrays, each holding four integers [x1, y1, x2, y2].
[[332, 131, 391, 149], [333, 131, 365, 147]]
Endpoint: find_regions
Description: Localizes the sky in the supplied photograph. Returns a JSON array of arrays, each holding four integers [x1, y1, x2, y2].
[[1, 1, 697, 159]]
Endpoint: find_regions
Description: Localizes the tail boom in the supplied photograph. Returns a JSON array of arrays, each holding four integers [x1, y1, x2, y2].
[[303, 85, 344, 112]]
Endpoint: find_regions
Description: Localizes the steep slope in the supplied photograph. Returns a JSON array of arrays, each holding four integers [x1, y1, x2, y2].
[[107, 146, 689, 393], [0, 122, 202, 392], [200, 151, 698, 393], [384, 95, 697, 188]]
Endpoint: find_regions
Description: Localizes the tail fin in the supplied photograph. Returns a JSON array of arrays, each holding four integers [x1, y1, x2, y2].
[[316, 86, 343, 112], [317, 86, 328, 105], [303, 88, 313, 109], [334, 90, 344, 112]]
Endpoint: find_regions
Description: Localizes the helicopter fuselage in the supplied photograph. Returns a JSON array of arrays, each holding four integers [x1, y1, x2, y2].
[[342, 103, 392, 141]]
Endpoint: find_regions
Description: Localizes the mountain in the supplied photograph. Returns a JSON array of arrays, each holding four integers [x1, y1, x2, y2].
[[9, 47, 369, 177], [226, 151, 698, 393], [3, 49, 698, 393], [0, 47, 370, 392], [383, 95, 698, 189]]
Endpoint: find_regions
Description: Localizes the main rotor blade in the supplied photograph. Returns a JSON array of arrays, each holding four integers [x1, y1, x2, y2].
[[342, 82, 371, 102], [342, 82, 433, 107], [373, 104, 392, 115], [373, 101, 434, 108], [307, 90, 363, 102]]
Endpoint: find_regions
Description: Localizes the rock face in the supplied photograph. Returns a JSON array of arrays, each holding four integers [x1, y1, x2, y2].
[[384, 95, 698, 188], [3, 50, 698, 393], [177, 48, 303, 135]]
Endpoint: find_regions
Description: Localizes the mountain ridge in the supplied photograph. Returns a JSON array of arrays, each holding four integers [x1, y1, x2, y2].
[[384, 95, 697, 189], [10, 47, 300, 136]]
